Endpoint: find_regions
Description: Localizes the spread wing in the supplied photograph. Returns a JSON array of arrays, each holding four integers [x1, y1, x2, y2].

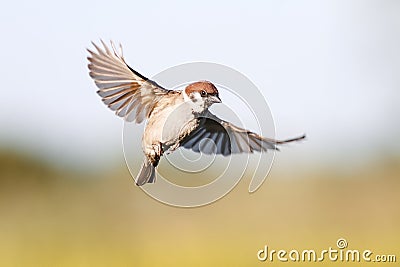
[[87, 40, 172, 123], [181, 112, 305, 156]]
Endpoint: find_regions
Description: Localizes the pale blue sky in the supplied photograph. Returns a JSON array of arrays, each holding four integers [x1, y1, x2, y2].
[[0, 0, 399, 170]]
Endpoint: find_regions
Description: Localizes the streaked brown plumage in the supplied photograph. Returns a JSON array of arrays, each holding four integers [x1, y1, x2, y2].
[[87, 41, 305, 185]]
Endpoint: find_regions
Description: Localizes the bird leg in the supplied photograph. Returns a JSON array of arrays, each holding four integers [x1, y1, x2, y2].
[[146, 142, 163, 167]]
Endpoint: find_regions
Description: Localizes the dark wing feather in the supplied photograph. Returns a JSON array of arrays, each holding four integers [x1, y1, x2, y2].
[[87, 40, 172, 123], [181, 111, 305, 155]]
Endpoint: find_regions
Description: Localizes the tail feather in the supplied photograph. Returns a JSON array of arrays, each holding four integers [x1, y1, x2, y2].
[[136, 159, 156, 186]]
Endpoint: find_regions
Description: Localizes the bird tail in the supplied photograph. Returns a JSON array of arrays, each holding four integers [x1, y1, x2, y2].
[[136, 158, 156, 186]]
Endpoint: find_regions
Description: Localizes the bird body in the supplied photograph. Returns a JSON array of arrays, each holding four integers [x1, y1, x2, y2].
[[140, 91, 197, 184], [144, 91, 194, 151], [87, 41, 305, 186]]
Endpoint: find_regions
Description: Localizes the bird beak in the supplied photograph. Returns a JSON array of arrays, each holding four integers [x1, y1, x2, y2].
[[209, 94, 222, 104]]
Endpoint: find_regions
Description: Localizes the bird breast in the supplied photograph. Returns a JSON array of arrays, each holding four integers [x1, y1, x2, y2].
[[143, 95, 199, 150]]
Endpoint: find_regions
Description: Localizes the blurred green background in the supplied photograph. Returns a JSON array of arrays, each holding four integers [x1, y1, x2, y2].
[[1, 0, 399, 266], [0, 151, 399, 266]]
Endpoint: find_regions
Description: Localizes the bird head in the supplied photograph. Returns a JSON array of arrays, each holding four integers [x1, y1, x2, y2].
[[184, 81, 221, 111]]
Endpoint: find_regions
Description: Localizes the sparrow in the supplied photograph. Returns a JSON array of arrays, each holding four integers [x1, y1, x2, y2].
[[87, 41, 305, 186]]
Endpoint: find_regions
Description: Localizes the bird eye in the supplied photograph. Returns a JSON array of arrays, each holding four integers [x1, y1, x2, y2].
[[200, 90, 207, 97]]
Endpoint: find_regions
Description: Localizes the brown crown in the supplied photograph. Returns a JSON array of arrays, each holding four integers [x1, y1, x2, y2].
[[185, 81, 219, 95]]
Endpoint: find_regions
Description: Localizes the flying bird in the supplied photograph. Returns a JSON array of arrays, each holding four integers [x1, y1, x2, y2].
[[87, 41, 305, 186]]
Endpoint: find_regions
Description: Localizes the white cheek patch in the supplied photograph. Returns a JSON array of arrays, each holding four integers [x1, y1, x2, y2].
[[191, 92, 202, 103], [184, 92, 206, 113]]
